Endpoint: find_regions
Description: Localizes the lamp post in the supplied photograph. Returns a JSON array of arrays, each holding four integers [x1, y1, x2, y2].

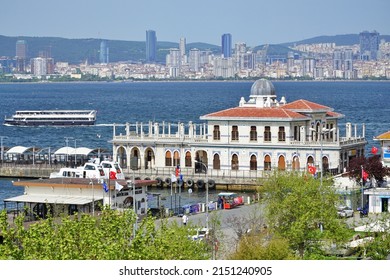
[[89, 179, 95, 216], [0, 136, 7, 164], [196, 160, 209, 229], [310, 126, 335, 232]]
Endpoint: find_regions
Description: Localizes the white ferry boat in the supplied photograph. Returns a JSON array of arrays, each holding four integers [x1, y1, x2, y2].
[[49, 161, 124, 180], [4, 110, 97, 126]]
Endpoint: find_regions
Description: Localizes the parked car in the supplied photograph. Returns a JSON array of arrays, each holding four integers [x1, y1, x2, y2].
[[189, 227, 211, 241], [337, 206, 354, 218]]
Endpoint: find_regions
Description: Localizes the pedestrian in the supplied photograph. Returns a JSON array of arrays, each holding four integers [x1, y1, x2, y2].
[[182, 213, 188, 226]]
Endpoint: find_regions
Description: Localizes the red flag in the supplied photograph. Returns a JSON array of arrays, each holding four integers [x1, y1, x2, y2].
[[362, 169, 369, 180], [175, 166, 180, 177], [109, 171, 117, 179], [371, 146, 378, 155], [308, 165, 316, 175]]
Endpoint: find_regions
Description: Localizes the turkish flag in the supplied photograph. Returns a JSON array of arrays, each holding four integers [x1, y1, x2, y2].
[[109, 171, 117, 179], [175, 166, 180, 177], [308, 165, 316, 175], [362, 170, 369, 181], [371, 146, 378, 155]]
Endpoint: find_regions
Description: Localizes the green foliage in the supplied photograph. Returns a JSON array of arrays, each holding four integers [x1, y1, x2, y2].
[[229, 231, 295, 260], [0, 208, 210, 260], [261, 172, 350, 259]]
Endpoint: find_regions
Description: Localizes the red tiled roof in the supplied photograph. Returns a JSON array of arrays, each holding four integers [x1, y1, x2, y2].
[[281, 99, 331, 111], [375, 131, 390, 140], [201, 107, 309, 120], [326, 111, 344, 118]]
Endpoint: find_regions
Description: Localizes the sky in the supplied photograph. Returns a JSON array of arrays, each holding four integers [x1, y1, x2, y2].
[[1, 0, 389, 47]]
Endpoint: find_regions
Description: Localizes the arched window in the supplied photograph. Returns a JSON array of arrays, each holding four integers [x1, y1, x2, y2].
[[264, 155, 271, 171], [165, 151, 172, 166], [213, 125, 220, 140], [278, 155, 286, 171], [173, 151, 180, 167], [264, 126, 271, 142], [231, 154, 239, 170], [185, 151, 191, 167], [250, 155, 257, 170], [292, 156, 300, 171], [213, 154, 220, 170]]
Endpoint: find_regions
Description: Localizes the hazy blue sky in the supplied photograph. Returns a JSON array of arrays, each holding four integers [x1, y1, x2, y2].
[[1, 0, 389, 46]]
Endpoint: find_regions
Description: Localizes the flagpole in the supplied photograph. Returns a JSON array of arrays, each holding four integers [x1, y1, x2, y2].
[[361, 165, 364, 209]]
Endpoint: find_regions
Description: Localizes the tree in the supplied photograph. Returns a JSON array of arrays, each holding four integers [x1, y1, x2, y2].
[[347, 155, 389, 184], [261, 172, 350, 259], [0, 208, 210, 260], [229, 230, 295, 260]]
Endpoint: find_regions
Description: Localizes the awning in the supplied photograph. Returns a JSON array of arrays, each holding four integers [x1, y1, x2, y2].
[[54, 146, 94, 156], [6, 146, 39, 154], [4, 194, 103, 205]]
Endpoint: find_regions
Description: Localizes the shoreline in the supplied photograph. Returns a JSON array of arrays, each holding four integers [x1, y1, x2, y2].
[[1, 79, 390, 85]]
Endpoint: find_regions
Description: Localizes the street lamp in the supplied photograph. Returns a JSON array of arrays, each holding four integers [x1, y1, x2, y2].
[[196, 160, 209, 228], [0, 136, 8, 163], [89, 179, 95, 216], [310, 126, 335, 232]]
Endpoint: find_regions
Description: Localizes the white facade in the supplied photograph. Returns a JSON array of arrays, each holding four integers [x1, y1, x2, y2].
[[111, 79, 367, 186]]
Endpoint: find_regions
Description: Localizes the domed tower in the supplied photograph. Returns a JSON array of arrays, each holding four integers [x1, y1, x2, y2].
[[239, 79, 286, 108]]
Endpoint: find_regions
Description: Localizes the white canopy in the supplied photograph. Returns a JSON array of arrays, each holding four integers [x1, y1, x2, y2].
[[54, 146, 94, 156], [4, 194, 103, 205], [6, 146, 36, 154]]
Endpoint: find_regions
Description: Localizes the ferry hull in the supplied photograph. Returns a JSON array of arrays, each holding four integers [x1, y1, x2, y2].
[[4, 119, 95, 126]]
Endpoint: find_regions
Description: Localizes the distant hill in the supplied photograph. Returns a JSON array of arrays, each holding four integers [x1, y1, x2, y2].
[[1, 34, 389, 64], [281, 34, 390, 47], [0, 35, 220, 64]]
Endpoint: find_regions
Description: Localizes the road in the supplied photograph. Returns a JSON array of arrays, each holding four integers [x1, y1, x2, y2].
[[155, 202, 266, 259]]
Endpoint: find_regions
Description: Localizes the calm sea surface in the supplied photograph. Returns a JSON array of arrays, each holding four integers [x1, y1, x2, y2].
[[1, 81, 390, 208]]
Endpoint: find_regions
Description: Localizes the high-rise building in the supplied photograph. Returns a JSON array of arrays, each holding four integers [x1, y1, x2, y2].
[[359, 31, 380, 60], [179, 37, 186, 65], [222, 33, 232, 58], [166, 48, 181, 77], [100, 40, 109, 64], [189, 48, 200, 72], [15, 40, 28, 72], [16, 40, 28, 59], [146, 30, 157, 63]]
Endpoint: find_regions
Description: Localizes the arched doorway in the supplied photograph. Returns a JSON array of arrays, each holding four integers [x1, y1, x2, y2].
[[144, 147, 155, 169], [322, 156, 329, 174], [213, 153, 220, 170], [185, 151, 192, 167], [130, 147, 140, 170], [292, 155, 300, 171], [195, 150, 208, 173], [231, 154, 239, 170], [307, 156, 314, 171], [250, 154, 257, 170], [264, 155, 271, 171], [116, 146, 127, 168], [278, 155, 286, 171]]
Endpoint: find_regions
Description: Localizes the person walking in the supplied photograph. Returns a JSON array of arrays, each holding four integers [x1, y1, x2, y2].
[[182, 214, 188, 226]]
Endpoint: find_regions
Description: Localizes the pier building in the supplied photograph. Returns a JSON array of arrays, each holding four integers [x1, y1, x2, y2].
[[111, 79, 367, 188]]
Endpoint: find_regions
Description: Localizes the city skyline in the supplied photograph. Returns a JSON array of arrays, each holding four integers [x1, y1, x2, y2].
[[1, 0, 389, 47]]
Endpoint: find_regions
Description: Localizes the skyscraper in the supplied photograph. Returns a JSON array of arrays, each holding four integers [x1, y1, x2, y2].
[[100, 40, 109, 64], [15, 40, 27, 59], [15, 40, 28, 72], [221, 33, 232, 58], [179, 37, 186, 65], [359, 31, 380, 60], [146, 30, 157, 63]]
